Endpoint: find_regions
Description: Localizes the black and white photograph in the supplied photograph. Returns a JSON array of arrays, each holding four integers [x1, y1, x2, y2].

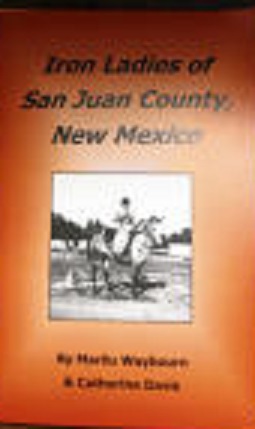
[[50, 173, 193, 322]]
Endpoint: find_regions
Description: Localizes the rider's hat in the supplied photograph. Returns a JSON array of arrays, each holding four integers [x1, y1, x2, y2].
[[121, 197, 130, 206]]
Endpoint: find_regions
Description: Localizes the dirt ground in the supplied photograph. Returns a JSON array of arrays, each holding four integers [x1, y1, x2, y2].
[[50, 250, 192, 322]]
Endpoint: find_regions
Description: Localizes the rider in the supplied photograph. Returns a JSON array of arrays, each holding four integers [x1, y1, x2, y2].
[[112, 197, 135, 257], [115, 197, 134, 227]]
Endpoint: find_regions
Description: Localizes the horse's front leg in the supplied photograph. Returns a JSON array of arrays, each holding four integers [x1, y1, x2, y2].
[[132, 263, 145, 298], [102, 257, 116, 296], [102, 258, 109, 285], [91, 262, 98, 296]]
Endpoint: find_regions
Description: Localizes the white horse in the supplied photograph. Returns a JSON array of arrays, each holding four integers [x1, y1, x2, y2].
[[89, 216, 162, 297]]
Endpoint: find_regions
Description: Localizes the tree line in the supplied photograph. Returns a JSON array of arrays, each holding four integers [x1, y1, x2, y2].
[[51, 212, 192, 248]]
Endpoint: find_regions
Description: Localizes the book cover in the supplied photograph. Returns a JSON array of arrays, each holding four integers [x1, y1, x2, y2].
[[0, 7, 255, 428]]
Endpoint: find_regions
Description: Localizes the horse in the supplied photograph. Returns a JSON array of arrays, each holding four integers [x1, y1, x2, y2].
[[89, 216, 162, 298]]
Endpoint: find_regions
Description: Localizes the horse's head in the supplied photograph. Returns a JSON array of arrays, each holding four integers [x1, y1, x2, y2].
[[142, 216, 163, 246], [90, 224, 112, 259]]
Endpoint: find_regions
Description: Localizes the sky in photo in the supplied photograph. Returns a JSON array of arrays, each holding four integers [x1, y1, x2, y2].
[[52, 173, 192, 234]]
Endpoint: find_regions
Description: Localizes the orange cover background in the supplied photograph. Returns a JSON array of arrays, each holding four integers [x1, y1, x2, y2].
[[0, 9, 255, 428]]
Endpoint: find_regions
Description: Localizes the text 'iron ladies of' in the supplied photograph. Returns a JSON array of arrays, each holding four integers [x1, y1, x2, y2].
[[44, 54, 217, 76]]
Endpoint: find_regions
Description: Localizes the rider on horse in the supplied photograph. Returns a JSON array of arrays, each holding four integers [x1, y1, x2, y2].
[[89, 197, 163, 296]]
